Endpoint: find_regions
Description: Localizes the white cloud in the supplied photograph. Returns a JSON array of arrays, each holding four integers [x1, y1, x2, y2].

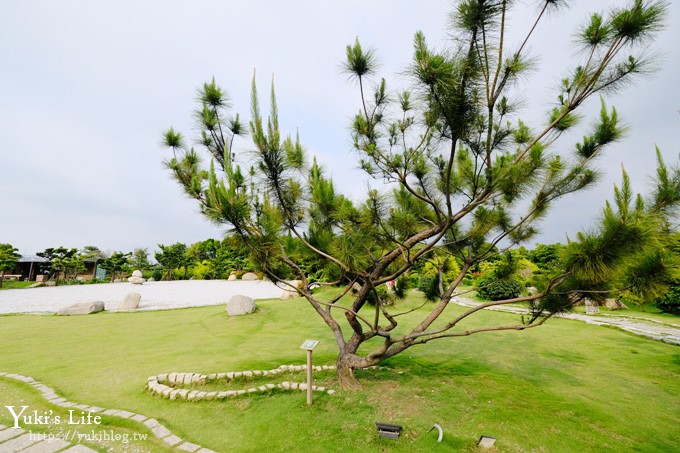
[[1, 0, 677, 254]]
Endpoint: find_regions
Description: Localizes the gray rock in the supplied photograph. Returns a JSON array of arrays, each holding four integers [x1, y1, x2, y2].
[[132, 270, 143, 278], [147, 277, 155, 282], [605, 298, 627, 310], [281, 280, 302, 300], [57, 302, 105, 315], [226, 295, 256, 316], [241, 272, 259, 281], [119, 292, 142, 310], [281, 291, 298, 300], [584, 298, 600, 315], [227, 274, 237, 281]]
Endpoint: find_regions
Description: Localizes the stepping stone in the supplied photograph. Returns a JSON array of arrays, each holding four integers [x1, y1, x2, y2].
[[61, 445, 99, 452], [144, 418, 161, 429], [1, 433, 41, 451], [151, 424, 172, 439], [162, 434, 183, 446], [20, 438, 70, 453], [0, 426, 24, 442], [178, 441, 201, 452]]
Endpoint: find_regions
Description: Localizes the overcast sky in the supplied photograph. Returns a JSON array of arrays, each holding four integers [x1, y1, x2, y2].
[[1, 0, 678, 257]]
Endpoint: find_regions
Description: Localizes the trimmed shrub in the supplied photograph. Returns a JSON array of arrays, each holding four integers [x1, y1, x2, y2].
[[151, 269, 163, 281], [654, 284, 680, 314], [476, 276, 522, 301]]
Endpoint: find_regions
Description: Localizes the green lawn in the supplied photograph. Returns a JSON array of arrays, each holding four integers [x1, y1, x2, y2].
[[0, 280, 33, 290], [0, 292, 678, 452]]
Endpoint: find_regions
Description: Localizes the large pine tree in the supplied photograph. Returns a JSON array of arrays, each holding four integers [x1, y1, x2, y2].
[[162, 1, 675, 389]]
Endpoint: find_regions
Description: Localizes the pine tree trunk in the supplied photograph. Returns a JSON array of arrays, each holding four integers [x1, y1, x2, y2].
[[336, 354, 362, 390], [336, 347, 383, 390]]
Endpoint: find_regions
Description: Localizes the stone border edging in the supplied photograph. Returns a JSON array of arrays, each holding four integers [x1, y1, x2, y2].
[[0, 371, 216, 453], [147, 364, 338, 401]]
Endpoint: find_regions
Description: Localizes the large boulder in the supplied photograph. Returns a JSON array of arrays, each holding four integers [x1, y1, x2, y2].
[[57, 302, 105, 316], [226, 295, 256, 316], [119, 293, 141, 310], [227, 273, 237, 281], [281, 280, 302, 300], [241, 272, 259, 281]]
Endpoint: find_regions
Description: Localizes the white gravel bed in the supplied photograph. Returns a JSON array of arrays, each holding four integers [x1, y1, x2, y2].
[[0, 280, 284, 314]]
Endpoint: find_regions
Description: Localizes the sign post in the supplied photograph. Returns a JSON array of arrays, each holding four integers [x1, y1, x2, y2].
[[299, 339, 320, 406]]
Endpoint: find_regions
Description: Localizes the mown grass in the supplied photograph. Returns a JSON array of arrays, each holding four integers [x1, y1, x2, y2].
[[0, 290, 678, 452], [0, 280, 33, 290], [0, 379, 174, 452]]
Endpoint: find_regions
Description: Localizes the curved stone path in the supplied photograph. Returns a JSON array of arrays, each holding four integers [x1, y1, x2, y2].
[[0, 372, 216, 453], [453, 297, 680, 346], [146, 364, 337, 401]]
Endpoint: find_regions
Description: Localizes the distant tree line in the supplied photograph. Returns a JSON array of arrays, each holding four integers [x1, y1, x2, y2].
[[3, 233, 678, 314]]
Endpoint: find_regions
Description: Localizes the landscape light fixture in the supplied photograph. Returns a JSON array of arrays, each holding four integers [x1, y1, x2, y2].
[[375, 422, 403, 440], [477, 435, 496, 448]]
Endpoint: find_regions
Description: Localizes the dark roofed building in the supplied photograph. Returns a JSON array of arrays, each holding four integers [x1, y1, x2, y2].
[[15, 255, 48, 281]]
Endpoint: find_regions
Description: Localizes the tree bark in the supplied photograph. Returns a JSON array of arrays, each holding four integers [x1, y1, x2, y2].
[[336, 353, 362, 390], [336, 348, 382, 391]]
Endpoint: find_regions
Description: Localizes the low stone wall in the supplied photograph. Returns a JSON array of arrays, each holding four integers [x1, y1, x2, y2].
[[146, 364, 338, 400]]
